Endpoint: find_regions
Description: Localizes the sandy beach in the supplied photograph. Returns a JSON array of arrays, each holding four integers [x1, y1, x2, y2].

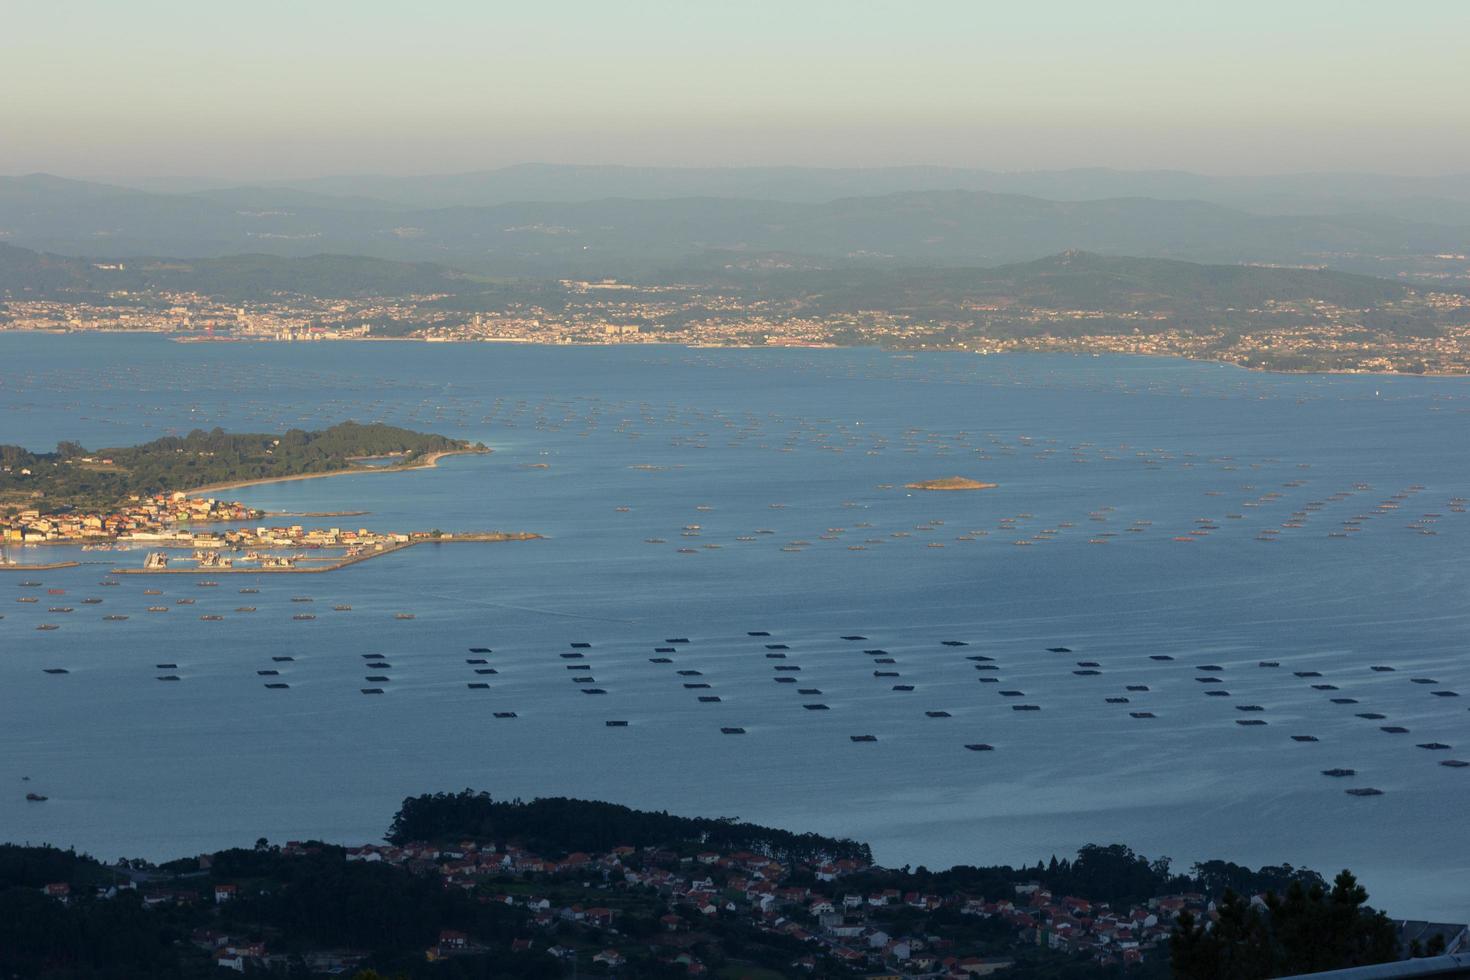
[[185, 447, 490, 497]]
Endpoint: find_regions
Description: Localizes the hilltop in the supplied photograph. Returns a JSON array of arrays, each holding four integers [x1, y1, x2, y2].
[[0, 790, 1414, 979]]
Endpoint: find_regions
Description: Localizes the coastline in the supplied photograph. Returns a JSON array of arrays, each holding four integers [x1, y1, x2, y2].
[[6, 330, 1466, 377], [184, 447, 490, 498]]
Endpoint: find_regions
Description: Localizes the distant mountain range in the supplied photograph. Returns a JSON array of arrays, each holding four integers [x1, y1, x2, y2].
[[105, 163, 1470, 217], [2, 172, 1468, 280]]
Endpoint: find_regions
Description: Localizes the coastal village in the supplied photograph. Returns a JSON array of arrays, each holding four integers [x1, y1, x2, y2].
[[36, 835, 1221, 977], [0, 489, 461, 571], [37, 829, 1467, 977], [1, 490, 259, 547]]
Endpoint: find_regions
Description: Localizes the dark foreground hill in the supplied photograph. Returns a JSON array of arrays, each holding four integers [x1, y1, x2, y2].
[[0, 790, 1417, 980]]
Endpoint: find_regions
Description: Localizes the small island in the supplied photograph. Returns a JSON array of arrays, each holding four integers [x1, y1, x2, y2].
[[904, 476, 999, 491]]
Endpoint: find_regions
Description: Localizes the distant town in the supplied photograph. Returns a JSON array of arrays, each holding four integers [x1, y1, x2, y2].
[[4, 273, 1469, 375]]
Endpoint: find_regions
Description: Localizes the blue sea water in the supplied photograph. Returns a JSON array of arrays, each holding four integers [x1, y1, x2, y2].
[[2, 334, 1468, 918]]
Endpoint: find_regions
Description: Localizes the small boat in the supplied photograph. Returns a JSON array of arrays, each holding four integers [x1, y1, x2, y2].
[[1291, 735, 1319, 742], [1012, 704, 1041, 712], [925, 710, 951, 718], [291, 597, 313, 603], [156, 675, 181, 682], [1345, 787, 1383, 797], [147, 606, 168, 612], [1356, 712, 1387, 719], [1130, 711, 1156, 718], [25, 793, 47, 802], [394, 613, 415, 620], [803, 704, 830, 711], [47, 607, 74, 613], [42, 667, 69, 674], [1440, 759, 1470, 768], [849, 734, 877, 742], [1150, 655, 1174, 661], [239, 588, 259, 594], [333, 605, 352, 611], [81, 598, 103, 605], [495, 712, 518, 719], [721, 727, 746, 734], [200, 614, 223, 621], [272, 656, 294, 662], [1259, 661, 1280, 668], [361, 688, 384, 694], [103, 614, 128, 621], [581, 688, 607, 694], [16, 597, 38, 603], [964, 744, 994, 752], [1126, 685, 1150, 692], [747, 631, 770, 637], [36, 624, 60, 631], [1417, 742, 1452, 750], [1236, 719, 1267, 726], [176, 598, 195, 605], [264, 683, 290, 689], [1106, 697, 1130, 704], [1073, 669, 1101, 676], [1380, 726, 1410, 734], [699, 696, 722, 702], [604, 720, 628, 727], [469, 647, 492, 653]]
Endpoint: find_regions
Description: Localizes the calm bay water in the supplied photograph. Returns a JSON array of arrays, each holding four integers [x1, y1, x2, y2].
[[2, 334, 1468, 918]]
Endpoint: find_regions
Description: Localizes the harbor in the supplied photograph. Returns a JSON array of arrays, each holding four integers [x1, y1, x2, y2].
[[111, 531, 542, 574]]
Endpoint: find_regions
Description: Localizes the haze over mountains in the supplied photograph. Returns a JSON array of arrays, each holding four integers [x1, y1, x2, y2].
[[107, 164, 1470, 216], [2, 166, 1469, 282]]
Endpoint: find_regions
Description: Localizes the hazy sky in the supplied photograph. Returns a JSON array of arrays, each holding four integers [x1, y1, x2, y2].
[[4, 0, 1468, 178]]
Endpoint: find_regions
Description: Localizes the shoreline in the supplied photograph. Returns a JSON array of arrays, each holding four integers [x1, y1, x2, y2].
[[0, 559, 81, 571], [184, 447, 490, 498], [6, 330, 1467, 378]]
